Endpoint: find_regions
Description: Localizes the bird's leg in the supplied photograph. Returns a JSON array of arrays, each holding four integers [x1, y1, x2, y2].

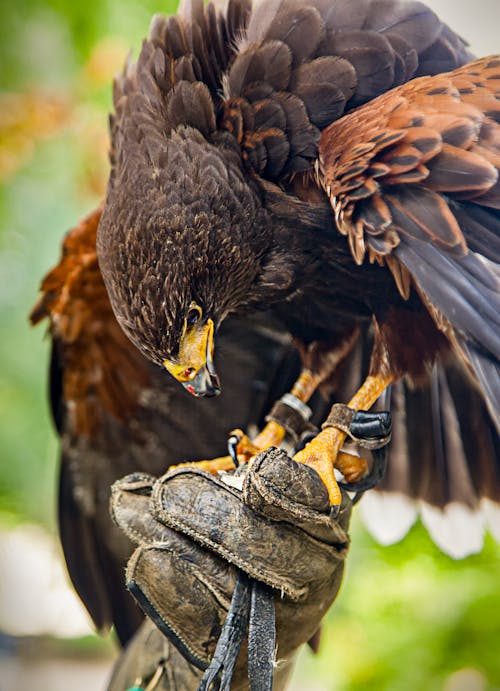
[[232, 368, 320, 461], [169, 333, 364, 476], [293, 373, 393, 505], [169, 369, 322, 475]]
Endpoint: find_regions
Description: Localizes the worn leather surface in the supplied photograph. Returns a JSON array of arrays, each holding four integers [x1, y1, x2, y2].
[[109, 448, 351, 690], [107, 619, 296, 691]]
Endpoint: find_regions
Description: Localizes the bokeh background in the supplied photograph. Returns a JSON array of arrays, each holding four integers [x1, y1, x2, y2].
[[0, 0, 499, 689]]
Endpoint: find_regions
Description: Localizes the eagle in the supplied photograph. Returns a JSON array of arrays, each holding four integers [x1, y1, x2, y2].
[[32, 0, 500, 644], [97, 0, 499, 506]]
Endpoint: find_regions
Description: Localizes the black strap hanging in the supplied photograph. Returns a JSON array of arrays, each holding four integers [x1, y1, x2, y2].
[[198, 573, 251, 691], [248, 581, 275, 691], [197, 574, 276, 691]]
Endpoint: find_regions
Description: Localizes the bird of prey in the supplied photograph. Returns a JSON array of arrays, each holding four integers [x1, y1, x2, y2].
[[32, 0, 500, 642], [96, 0, 499, 510]]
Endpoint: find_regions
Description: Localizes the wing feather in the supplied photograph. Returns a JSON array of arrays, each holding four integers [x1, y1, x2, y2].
[[319, 56, 500, 418], [452, 201, 500, 262], [459, 339, 500, 428], [219, 0, 471, 177]]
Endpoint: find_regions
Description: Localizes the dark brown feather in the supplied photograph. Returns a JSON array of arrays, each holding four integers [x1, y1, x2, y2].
[[32, 208, 305, 642], [378, 361, 500, 509]]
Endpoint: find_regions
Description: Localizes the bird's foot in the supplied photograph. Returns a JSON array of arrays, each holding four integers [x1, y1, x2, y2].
[[293, 427, 358, 506], [166, 420, 286, 478], [336, 450, 369, 484], [229, 420, 287, 463], [229, 429, 260, 461], [338, 410, 391, 493], [296, 373, 393, 505], [294, 407, 392, 505], [183, 370, 319, 474]]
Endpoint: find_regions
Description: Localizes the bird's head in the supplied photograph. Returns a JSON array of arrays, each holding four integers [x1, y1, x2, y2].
[[97, 127, 293, 396], [157, 297, 220, 398]]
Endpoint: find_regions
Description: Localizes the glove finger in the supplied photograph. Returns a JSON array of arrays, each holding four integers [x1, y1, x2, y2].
[[110, 473, 166, 545], [126, 539, 238, 670], [243, 447, 352, 542]]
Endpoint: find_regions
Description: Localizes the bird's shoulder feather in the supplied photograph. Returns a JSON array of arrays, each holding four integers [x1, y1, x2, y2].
[[109, 0, 471, 187], [318, 55, 500, 422]]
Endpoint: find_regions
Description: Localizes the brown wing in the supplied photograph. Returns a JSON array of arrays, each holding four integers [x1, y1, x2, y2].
[[318, 56, 500, 424], [110, 0, 471, 203], [219, 0, 471, 181], [31, 207, 302, 644]]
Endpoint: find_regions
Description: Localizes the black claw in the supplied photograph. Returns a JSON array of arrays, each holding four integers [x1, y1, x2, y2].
[[329, 504, 341, 519], [227, 434, 240, 468]]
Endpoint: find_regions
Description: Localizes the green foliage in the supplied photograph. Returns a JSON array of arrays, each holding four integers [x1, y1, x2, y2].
[[1, 0, 178, 89], [0, 1, 499, 688], [291, 520, 500, 690], [0, 138, 86, 526]]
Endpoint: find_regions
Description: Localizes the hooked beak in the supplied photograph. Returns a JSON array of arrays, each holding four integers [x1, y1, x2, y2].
[[182, 350, 221, 398], [163, 318, 221, 398]]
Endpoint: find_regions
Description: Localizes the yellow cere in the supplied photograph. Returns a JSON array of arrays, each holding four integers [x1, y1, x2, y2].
[[163, 312, 215, 383]]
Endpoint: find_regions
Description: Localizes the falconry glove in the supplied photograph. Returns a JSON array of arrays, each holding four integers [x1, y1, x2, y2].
[[108, 447, 352, 690]]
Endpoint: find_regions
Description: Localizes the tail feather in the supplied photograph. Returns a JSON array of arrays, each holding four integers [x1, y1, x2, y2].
[[460, 338, 500, 436], [419, 502, 486, 559], [361, 359, 500, 557], [359, 491, 418, 545]]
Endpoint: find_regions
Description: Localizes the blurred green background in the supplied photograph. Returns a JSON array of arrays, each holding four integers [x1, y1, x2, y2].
[[0, 0, 499, 689]]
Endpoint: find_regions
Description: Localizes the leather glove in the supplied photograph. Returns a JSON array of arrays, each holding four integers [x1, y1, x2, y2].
[[107, 448, 352, 690]]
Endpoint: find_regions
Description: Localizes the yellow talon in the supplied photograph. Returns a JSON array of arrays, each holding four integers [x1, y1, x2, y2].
[[294, 427, 344, 505], [294, 373, 393, 505], [168, 455, 236, 475]]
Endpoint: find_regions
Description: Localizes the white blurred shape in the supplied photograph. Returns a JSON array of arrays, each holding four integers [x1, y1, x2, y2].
[[482, 499, 500, 542], [359, 491, 417, 545], [420, 503, 485, 559], [0, 525, 94, 637], [0, 657, 111, 691], [444, 668, 487, 691]]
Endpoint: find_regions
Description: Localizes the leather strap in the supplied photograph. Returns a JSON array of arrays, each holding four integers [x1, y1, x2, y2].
[[266, 394, 317, 443], [321, 404, 392, 449], [197, 574, 276, 691], [248, 581, 275, 691], [197, 573, 250, 690]]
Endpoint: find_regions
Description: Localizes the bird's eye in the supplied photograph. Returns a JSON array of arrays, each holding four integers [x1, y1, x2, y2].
[[186, 304, 202, 327]]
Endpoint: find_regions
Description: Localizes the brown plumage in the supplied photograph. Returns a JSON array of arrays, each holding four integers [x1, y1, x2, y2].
[[318, 57, 500, 384], [31, 208, 304, 643], [97, 0, 498, 489], [33, 0, 500, 640]]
